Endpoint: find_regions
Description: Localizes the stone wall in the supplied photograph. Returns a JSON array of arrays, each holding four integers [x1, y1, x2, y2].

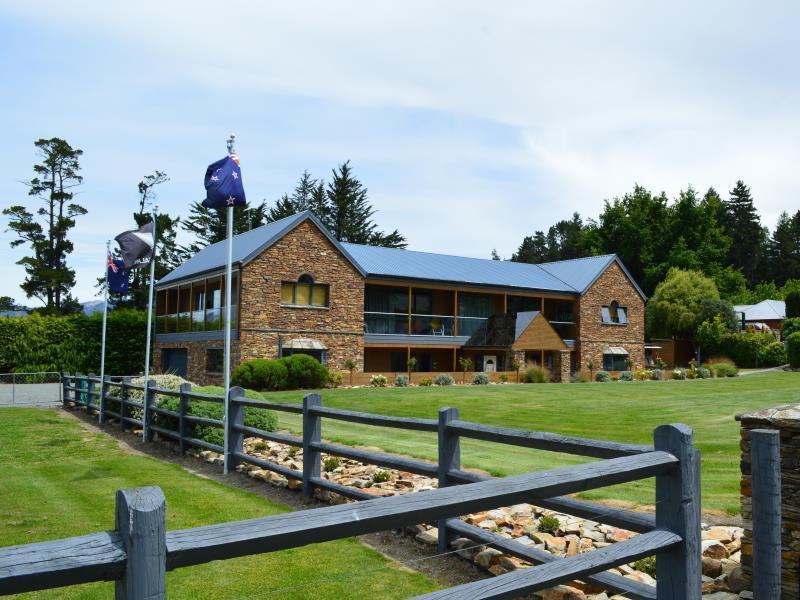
[[737, 403, 800, 599], [576, 261, 645, 372], [238, 219, 365, 371], [153, 339, 239, 386]]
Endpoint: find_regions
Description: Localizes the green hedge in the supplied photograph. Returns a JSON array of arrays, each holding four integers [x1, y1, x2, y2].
[[0, 310, 147, 375], [717, 332, 778, 368], [782, 318, 800, 339], [787, 332, 800, 368], [232, 354, 330, 391]]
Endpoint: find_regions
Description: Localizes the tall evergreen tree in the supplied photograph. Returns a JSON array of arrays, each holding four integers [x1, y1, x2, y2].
[[766, 210, 800, 285], [3, 138, 86, 314], [724, 180, 766, 285], [181, 199, 268, 254], [267, 170, 319, 222], [511, 231, 550, 263]]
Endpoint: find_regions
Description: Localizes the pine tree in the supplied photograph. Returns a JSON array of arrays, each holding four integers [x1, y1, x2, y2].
[[511, 232, 549, 263], [181, 199, 268, 254], [766, 210, 800, 286], [267, 170, 319, 222], [3, 138, 86, 314], [724, 180, 766, 285]]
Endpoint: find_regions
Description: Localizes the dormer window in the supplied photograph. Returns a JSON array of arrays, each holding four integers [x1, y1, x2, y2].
[[601, 300, 627, 324], [281, 274, 329, 307]]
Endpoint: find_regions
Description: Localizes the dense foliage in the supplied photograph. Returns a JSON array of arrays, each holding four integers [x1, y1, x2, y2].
[[0, 310, 147, 374], [787, 333, 800, 369], [783, 318, 800, 340], [232, 354, 330, 391], [509, 181, 800, 298], [717, 332, 778, 368]]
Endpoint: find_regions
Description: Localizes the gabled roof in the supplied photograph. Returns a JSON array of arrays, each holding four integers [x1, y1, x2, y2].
[[157, 211, 365, 286], [157, 211, 645, 300], [733, 299, 786, 321]]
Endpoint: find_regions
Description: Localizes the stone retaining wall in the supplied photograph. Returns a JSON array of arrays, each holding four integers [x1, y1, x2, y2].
[[737, 403, 800, 599]]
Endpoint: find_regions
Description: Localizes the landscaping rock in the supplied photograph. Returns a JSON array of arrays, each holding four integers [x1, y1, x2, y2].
[[415, 527, 438, 546], [474, 548, 503, 569], [702, 540, 728, 560]]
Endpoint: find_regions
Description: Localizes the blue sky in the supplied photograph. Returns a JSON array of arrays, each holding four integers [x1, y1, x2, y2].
[[1, 1, 798, 305]]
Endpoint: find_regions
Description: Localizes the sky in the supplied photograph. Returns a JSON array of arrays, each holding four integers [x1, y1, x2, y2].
[[0, 1, 798, 306]]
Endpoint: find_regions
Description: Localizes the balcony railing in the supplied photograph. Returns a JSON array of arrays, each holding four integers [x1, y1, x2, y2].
[[156, 305, 237, 334], [364, 312, 487, 337]]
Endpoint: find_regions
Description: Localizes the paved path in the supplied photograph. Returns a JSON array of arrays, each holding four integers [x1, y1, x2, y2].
[[0, 383, 62, 407]]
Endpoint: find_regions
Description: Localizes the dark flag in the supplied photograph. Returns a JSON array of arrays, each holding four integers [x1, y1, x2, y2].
[[107, 254, 129, 293], [203, 153, 246, 208], [115, 221, 155, 269]]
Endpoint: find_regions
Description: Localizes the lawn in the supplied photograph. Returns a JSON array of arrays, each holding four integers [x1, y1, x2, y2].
[[0, 409, 439, 599], [205, 371, 800, 515]]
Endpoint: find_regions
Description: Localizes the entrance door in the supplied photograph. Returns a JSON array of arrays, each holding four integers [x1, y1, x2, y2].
[[162, 348, 188, 378], [483, 355, 497, 373]]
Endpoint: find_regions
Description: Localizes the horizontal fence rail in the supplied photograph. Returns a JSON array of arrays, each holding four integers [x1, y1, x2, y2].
[[21, 373, 705, 599]]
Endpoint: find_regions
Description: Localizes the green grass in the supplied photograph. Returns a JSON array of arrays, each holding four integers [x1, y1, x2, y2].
[[203, 371, 800, 515], [0, 409, 439, 599]]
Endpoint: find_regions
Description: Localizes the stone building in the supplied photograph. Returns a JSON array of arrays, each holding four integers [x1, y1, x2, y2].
[[153, 211, 646, 384]]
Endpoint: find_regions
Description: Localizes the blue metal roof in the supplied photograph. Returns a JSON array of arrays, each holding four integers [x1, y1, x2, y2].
[[341, 243, 578, 293], [157, 210, 644, 298]]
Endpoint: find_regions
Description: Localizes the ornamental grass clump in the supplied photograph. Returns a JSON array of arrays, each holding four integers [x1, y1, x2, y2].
[[672, 369, 686, 380], [473, 372, 490, 385], [537, 515, 560, 534], [434, 373, 455, 386], [370, 374, 388, 387], [651, 369, 664, 381], [595, 370, 611, 382], [394, 374, 409, 387], [619, 371, 634, 381], [522, 365, 550, 383]]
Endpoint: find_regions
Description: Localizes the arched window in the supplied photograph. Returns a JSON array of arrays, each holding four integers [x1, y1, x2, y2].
[[601, 300, 627, 324], [281, 275, 329, 307]]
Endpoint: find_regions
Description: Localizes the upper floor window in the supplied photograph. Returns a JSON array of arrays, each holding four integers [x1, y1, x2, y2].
[[601, 300, 627, 324], [281, 274, 329, 307]]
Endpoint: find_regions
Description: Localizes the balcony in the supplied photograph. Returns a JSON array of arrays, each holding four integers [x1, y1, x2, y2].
[[364, 312, 487, 337], [156, 305, 237, 334]]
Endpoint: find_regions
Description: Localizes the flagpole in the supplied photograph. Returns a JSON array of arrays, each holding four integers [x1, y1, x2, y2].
[[142, 205, 158, 442], [99, 240, 110, 424], [223, 134, 235, 475]]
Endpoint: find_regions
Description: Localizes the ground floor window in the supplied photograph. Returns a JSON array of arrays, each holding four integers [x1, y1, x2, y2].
[[162, 348, 188, 378], [603, 352, 629, 371], [390, 351, 406, 372], [206, 348, 224, 373], [282, 348, 327, 365]]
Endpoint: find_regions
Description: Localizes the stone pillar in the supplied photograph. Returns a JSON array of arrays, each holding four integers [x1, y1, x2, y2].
[[737, 404, 800, 599], [552, 350, 571, 383]]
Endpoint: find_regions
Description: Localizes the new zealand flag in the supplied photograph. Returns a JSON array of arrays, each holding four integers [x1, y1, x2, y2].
[[203, 153, 246, 208], [107, 255, 129, 293]]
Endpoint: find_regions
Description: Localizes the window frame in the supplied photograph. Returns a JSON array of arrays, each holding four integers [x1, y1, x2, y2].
[[602, 352, 629, 371], [206, 347, 224, 374], [281, 274, 330, 308], [601, 300, 627, 325]]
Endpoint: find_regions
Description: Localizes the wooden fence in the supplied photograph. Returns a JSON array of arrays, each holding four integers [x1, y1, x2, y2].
[[0, 372, 707, 599]]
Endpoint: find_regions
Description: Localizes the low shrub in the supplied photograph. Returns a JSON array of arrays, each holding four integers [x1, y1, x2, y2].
[[696, 367, 711, 379], [323, 456, 341, 472], [370, 374, 388, 387], [498, 373, 509, 383], [787, 332, 800, 368], [570, 370, 591, 383], [537, 515, 560, 534], [231, 359, 289, 391], [672, 369, 686, 380], [252, 441, 268, 452], [418, 377, 433, 387], [522, 365, 550, 383], [371, 470, 391, 483], [718, 331, 777, 368], [634, 369, 652, 381], [394, 374, 409, 387], [327, 371, 343, 388], [782, 317, 800, 339], [595, 370, 611, 382], [473, 372, 490, 385], [759, 341, 787, 367], [651, 369, 664, 381], [619, 371, 634, 381], [434, 373, 455, 386], [282, 354, 330, 389], [702, 358, 738, 377]]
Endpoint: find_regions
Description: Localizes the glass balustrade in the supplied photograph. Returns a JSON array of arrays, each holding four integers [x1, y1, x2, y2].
[[456, 316, 487, 337], [410, 314, 455, 336], [364, 312, 408, 334]]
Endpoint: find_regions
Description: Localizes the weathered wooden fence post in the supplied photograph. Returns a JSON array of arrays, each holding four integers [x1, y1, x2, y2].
[[120, 377, 131, 432], [178, 382, 191, 455], [226, 386, 245, 472], [99, 375, 110, 424], [114, 486, 166, 600], [437, 407, 460, 553], [751, 428, 781, 598], [654, 423, 701, 600], [61, 372, 70, 406], [75, 372, 84, 406], [87, 373, 96, 414], [302, 393, 323, 502], [144, 379, 157, 442]]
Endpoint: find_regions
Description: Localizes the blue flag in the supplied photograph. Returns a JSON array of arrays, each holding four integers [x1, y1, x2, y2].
[[107, 255, 129, 293], [203, 154, 246, 208]]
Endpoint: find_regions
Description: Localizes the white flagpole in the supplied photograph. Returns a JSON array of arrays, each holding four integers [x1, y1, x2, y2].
[[223, 134, 235, 474], [99, 240, 110, 423], [142, 205, 158, 441]]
